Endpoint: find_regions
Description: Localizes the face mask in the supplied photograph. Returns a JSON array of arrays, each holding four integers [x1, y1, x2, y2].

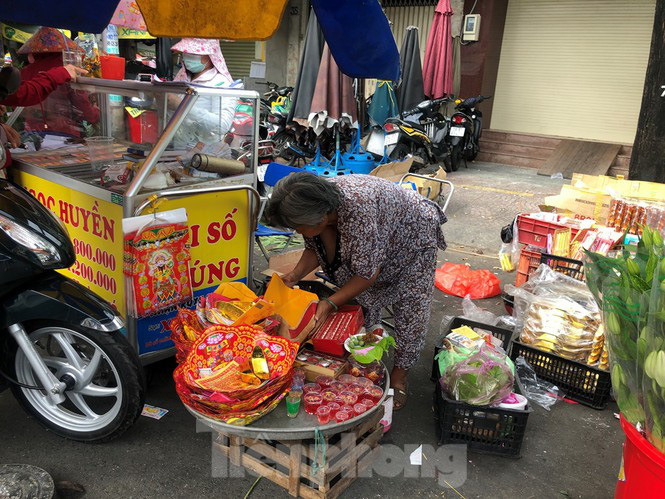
[[182, 54, 207, 73]]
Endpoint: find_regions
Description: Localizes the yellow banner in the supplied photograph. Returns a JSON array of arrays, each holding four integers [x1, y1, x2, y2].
[[158, 189, 250, 293], [13, 172, 126, 315], [1, 24, 71, 43], [117, 27, 155, 39]]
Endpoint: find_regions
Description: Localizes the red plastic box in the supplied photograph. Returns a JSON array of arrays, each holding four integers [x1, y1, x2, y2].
[[310, 305, 364, 357], [127, 109, 158, 145], [517, 214, 579, 249]]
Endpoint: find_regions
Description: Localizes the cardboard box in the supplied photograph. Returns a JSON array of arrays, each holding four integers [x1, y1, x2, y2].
[[370, 157, 447, 200], [571, 173, 665, 202], [261, 249, 321, 281], [543, 185, 612, 223]]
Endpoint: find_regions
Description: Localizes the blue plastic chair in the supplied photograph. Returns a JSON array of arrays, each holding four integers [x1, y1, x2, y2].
[[255, 162, 301, 261]]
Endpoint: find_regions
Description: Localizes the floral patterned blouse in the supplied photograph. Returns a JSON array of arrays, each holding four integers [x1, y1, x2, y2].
[[304, 175, 447, 300]]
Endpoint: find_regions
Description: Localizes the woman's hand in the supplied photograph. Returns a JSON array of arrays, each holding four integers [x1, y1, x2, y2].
[[1, 123, 20, 148], [281, 271, 300, 288], [314, 299, 334, 325], [64, 65, 88, 81]]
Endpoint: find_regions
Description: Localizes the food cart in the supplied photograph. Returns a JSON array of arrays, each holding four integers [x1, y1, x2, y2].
[[10, 77, 261, 364]]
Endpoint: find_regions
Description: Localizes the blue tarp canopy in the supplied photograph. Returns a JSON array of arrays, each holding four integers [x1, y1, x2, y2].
[[1, 0, 121, 34], [311, 0, 400, 81]]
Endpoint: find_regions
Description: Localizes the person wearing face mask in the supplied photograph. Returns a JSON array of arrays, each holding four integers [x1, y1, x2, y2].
[[170, 38, 242, 149]]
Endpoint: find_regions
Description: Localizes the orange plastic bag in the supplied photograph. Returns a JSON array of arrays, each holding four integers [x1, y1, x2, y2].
[[435, 262, 501, 299]]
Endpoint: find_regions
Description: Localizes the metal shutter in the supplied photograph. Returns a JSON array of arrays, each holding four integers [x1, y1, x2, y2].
[[491, 0, 656, 144], [384, 5, 436, 65], [219, 41, 257, 80]]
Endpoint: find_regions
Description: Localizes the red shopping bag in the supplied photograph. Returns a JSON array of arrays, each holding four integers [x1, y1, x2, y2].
[[435, 262, 501, 299]]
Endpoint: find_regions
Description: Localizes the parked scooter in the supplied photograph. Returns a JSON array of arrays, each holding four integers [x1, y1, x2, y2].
[[449, 95, 492, 165], [0, 179, 145, 442], [402, 97, 455, 171], [383, 117, 436, 171]]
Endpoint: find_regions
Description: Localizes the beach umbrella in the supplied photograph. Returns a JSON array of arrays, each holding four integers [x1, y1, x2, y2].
[[396, 26, 425, 115], [423, 0, 454, 99], [310, 0, 399, 81]]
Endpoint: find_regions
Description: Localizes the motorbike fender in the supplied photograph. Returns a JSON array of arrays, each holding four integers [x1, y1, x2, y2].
[[1, 271, 124, 332], [449, 136, 462, 146]]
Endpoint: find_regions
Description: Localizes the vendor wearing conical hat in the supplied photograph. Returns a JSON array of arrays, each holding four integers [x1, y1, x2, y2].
[[1, 27, 97, 137], [1, 27, 88, 108]]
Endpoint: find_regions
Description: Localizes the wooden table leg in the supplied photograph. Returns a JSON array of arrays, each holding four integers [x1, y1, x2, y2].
[[288, 442, 302, 497], [229, 435, 243, 466]]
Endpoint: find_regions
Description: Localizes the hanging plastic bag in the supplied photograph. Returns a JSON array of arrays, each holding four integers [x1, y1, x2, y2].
[[435, 262, 501, 299], [515, 356, 561, 410], [499, 217, 521, 272], [123, 208, 193, 318], [440, 344, 515, 406]]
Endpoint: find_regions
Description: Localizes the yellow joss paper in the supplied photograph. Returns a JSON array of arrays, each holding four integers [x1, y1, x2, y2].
[[213, 281, 275, 325], [264, 274, 318, 328]]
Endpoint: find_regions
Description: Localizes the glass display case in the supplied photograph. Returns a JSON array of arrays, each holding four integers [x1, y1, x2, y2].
[[10, 78, 260, 363], [10, 77, 258, 199]]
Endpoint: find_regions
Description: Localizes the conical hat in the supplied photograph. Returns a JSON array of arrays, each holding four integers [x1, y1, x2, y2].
[[18, 27, 83, 55]]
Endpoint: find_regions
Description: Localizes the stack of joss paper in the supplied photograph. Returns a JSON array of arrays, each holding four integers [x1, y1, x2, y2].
[[173, 324, 298, 425]]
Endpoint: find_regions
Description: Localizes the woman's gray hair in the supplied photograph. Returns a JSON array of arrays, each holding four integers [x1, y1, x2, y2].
[[265, 172, 342, 228]]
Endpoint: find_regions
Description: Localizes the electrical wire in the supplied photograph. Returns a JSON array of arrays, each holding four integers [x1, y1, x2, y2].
[[0, 366, 42, 390]]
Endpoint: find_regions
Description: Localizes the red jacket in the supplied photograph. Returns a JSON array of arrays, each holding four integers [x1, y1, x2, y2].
[[1, 66, 71, 107], [1, 54, 100, 137]]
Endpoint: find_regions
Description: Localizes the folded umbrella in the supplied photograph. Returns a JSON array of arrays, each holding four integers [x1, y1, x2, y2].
[[397, 26, 426, 115], [287, 8, 325, 125], [367, 81, 399, 127], [308, 43, 357, 136], [423, 0, 454, 99]]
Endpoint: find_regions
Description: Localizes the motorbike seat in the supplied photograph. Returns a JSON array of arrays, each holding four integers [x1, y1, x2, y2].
[[400, 119, 426, 132]]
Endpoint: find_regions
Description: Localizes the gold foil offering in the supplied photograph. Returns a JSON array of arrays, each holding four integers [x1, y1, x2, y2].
[[251, 346, 270, 380]]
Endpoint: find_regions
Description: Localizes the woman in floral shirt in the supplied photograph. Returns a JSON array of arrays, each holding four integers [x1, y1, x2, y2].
[[266, 172, 447, 409]]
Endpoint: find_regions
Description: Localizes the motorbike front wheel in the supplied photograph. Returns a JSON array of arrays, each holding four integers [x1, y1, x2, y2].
[[7, 322, 145, 443]]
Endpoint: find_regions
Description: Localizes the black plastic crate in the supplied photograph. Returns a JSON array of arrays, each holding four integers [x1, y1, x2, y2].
[[431, 317, 514, 381], [433, 367, 531, 458], [540, 253, 584, 281], [510, 340, 611, 410]]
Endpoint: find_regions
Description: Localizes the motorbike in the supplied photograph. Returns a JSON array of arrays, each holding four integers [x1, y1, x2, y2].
[[401, 97, 455, 171], [383, 117, 436, 170], [449, 95, 492, 165], [263, 81, 293, 109], [0, 178, 146, 443]]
